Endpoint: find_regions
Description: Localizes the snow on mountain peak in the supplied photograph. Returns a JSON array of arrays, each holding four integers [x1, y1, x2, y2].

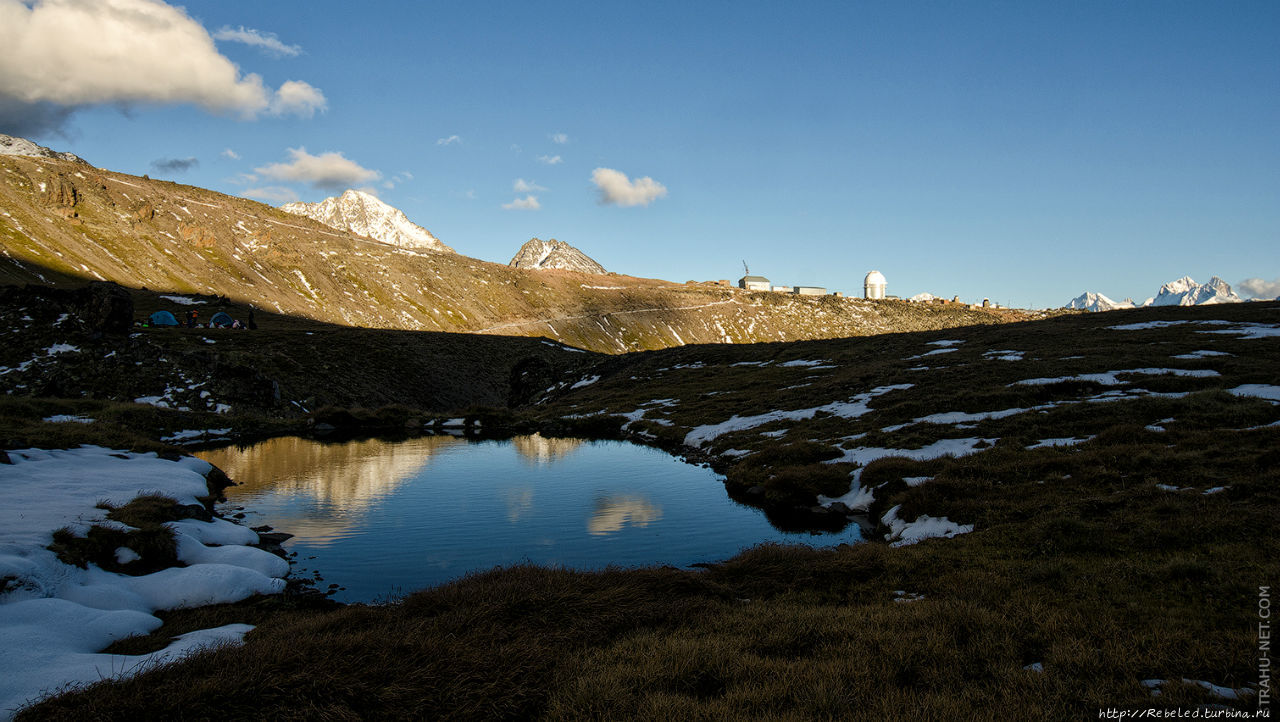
[[0, 133, 90, 165], [509, 238, 607, 274], [1066, 292, 1134, 312], [1150, 275, 1241, 306], [280, 189, 453, 253], [1067, 276, 1243, 311]]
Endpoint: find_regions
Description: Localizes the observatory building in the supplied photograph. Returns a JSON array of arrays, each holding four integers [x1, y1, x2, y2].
[[864, 270, 887, 299]]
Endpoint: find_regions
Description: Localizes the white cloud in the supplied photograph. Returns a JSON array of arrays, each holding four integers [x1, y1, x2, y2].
[[514, 178, 547, 193], [254, 147, 381, 190], [551, 132, 569, 145], [212, 25, 302, 58], [437, 135, 461, 146], [1239, 277, 1280, 300], [537, 154, 563, 165], [0, 0, 326, 131], [268, 80, 326, 118], [502, 195, 541, 211], [242, 186, 300, 204], [221, 148, 240, 160], [591, 167, 668, 207]]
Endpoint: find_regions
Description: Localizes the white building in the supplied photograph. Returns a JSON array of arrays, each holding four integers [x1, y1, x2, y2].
[[864, 270, 887, 299], [739, 275, 771, 291], [794, 286, 827, 296]]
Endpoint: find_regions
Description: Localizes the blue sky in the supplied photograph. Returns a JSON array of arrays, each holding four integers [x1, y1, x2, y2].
[[2, 0, 1277, 308]]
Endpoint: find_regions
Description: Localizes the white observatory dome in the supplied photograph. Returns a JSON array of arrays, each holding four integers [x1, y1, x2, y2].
[[864, 270, 887, 299]]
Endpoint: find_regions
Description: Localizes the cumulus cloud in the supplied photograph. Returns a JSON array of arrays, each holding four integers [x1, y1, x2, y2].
[[0, 0, 326, 134], [221, 148, 240, 160], [242, 186, 299, 204], [267, 80, 326, 118], [590, 167, 668, 207], [212, 25, 302, 58], [151, 156, 198, 173], [255, 147, 381, 190], [537, 154, 563, 165], [1238, 277, 1280, 300], [551, 132, 569, 145], [437, 135, 461, 146], [513, 178, 547, 192], [502, 195, 541, 211]]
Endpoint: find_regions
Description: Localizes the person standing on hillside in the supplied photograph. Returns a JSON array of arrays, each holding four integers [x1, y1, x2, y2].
[[247, 308, 257, 330]]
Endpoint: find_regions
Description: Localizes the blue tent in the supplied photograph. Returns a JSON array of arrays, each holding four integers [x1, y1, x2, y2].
[[149, 310, 179, 326], [209, 311, 234, 327]]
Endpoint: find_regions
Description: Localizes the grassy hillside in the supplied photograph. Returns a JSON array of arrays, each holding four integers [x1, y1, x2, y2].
[[1, 154, 1054, 355], [10, 295, 1278, 718]]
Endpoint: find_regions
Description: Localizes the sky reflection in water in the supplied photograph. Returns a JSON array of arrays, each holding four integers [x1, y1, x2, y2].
[[199, 434, 860, 602]]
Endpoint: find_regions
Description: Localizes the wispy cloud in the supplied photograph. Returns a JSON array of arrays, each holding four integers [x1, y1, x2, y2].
[[221, 148, 240, 160], [591, 167, 668, 207], [502, 195, 541, 211], [0, 0, 326, 135], [255, 147, 380, 190], [382, 171, 415, 190], [212, 26, 302, 58], [1239, 277, 1280, 300], [537, 154, 563, 165], [242, 186, 300, 204], [150, 156, 198, 173], [513, 178, 547, 193], [437, 135, 461, 146], [551, 132, 569, 145]]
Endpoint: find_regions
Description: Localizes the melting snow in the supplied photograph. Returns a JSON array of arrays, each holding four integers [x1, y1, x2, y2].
[[779, 360, 830, 367], [159, 295, 203, 305], [683, 385, 913, 447], [927, 340, 964, 347], [1226, 384, 1280, 402], [881, 504, 973, 547], [1012, 368, 1219, 386], [1026, 436, 1094, 449], [1172, 350, 1231, 359], [570, 375, 601, 389], [0, 447, 285, 716], [41, 415, 93, 424]]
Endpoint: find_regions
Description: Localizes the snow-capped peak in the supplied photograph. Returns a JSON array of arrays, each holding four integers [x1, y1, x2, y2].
[[1065, 292, 1134, 312], [509, 238, 607, 274], [1067, 276, 1243, 312], [0, 133, 90, 165], [280, 189, 453, 253], [1149, 275, 1241, 306]]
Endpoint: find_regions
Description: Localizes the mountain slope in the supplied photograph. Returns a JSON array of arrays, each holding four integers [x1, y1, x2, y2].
[[509, 238, 606, 274], [0, 152, 1052, 354], [281, 189, 453, 253]]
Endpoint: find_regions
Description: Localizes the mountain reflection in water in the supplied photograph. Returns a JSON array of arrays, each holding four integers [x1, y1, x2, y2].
[[588, 496, 663, 535], [197, 434, 861, 603]]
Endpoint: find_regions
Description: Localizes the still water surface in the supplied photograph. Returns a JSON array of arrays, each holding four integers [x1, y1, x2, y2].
[[198, 434, 860, 602]]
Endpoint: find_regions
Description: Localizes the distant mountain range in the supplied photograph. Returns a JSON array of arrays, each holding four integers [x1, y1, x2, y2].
[[0, 133, 1044, 354], [509, 238, 606, 274], [281, 189, 453, 253], [1067, 276, 1243, 312]]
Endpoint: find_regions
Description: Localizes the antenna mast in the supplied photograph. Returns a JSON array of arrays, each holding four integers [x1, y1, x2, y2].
[[742, 260, 750, 276]]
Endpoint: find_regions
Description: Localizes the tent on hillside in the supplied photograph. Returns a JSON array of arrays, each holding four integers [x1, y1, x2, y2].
[[148, 310, 179, 327], [209, 311, 235, 327]]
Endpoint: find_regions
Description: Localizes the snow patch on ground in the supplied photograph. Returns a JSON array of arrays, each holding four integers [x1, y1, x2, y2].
[[683, 385, 913, 447], [1026, 436, 1094, 449], [41, 415, 93, 424], [0, 447, 286, 716], [159, 295, 204, 305], [570, 375, 601, 389], [1227, 384, 1280, 402], [1011, 368, 1219, 386], [1172, 350, 1231, 359], [779, 359, 831, 368], [983, 350, 1024, 361], [882, 504, 974, 547]]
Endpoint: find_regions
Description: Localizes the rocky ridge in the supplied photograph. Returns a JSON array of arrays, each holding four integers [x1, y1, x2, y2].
[[0, 133, 89, 165], [509, 238, 606, 274]]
